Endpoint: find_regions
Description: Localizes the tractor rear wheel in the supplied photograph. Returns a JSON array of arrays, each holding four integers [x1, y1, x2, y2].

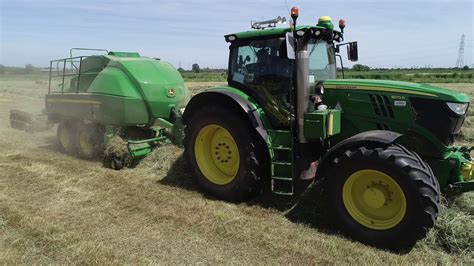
[[325, 143, 440, 251], [77, 123, 104, 159], [184, 105, 266, 202], [57, 120, 77, 154]]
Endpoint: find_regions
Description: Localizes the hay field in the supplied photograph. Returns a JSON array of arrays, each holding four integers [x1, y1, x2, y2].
[[0, 73, 473, 263]]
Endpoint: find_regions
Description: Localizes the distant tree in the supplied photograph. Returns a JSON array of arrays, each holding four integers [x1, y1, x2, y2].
[[192, 63, 201, 73], [0, 64, 5, 74], [25, 64, 36, 73], [462, 65, 470, 71], [177, 67, 185, 73], [352, 64, 371, 71]]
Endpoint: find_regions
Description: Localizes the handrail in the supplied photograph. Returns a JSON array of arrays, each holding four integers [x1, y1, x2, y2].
[[48, 54, 107, 95], [69, 48, 108, 71]]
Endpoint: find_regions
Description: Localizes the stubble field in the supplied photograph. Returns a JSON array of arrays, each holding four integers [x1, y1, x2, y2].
[[0, 73, 473, 263]]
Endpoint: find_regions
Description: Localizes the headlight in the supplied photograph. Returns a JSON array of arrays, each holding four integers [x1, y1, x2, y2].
[[447, 102, 469, 115], [225, 35, 237, 42]]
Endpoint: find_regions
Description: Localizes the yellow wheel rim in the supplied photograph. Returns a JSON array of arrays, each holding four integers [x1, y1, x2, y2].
[[59, 127, 71, 150], [342, 169, 407, 230], [79, 132, 94, 156], [194, 124, 240, 185]]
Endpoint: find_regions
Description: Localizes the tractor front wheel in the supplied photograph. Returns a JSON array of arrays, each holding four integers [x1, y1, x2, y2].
[[184, 105, 266, 202], [325, 143, 440, 250]]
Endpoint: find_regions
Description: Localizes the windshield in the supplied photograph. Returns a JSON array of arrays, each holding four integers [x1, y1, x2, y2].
[[307, 40, 336, 84]]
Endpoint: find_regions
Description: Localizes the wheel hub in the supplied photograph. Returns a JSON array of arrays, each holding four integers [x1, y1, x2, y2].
[[211, 137, 237, 173], [363, 184, 390, 209]]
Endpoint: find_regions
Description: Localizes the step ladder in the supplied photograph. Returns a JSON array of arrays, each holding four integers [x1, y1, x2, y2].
[[268, 129, 294, 196]]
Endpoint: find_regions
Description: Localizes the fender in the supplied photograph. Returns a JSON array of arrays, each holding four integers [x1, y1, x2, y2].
[[317, 130, 402, 178], [182, 87, 269, 141]]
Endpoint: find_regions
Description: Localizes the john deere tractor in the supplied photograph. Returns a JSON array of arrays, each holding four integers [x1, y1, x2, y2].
[[17, 7, 472, 250]]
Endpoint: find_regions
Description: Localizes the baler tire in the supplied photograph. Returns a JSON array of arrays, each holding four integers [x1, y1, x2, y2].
[[57, 120, 78, 154], [184, 105, 265, 202], [324, 143, 440, 251], [110, 157, 124, 170], [77, 123, 104, 159]]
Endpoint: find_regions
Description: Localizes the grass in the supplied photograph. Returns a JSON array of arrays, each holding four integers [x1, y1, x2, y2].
[[0, 73, 473, 263]]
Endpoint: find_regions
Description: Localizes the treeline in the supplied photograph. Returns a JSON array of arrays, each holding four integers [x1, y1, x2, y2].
[[350, 63, 471, 72], [341, 64, 473, 83], [1, 63, 472, 83]]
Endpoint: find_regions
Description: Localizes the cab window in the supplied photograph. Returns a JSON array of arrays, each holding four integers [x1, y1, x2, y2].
[[228, 37, 293, 127]]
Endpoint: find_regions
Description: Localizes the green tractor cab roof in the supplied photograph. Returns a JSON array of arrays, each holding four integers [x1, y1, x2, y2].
[[225, 25, 343, 42], [324, 79, 470, 103]]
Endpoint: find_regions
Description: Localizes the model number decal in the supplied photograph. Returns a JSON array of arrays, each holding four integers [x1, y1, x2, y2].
[[394, 100, 407, 107]]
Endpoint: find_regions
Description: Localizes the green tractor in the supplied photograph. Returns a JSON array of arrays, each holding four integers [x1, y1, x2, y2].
[[19, 7, 472, 250]]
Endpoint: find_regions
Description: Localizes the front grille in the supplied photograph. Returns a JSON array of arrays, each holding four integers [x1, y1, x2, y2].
[[411, 98, 466, 146], [369, 94, 395, 118]]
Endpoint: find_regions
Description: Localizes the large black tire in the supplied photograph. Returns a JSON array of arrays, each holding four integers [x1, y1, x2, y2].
[[324, 143, 440, 251], [184, 105, 267, 202], [77, 123, 104, 159], [57, 120, 78, 154]]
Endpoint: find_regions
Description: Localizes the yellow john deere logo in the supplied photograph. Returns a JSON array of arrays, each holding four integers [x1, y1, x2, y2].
[[167, 88, 175, 97]]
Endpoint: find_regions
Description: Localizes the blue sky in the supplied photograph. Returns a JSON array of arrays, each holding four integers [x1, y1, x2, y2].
[[1, 0, 473, 69]]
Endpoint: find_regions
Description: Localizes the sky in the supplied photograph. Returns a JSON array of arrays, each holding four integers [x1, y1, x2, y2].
[[0, 0, 473, 69]]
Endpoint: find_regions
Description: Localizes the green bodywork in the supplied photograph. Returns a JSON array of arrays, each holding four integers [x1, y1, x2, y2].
[[321, 79, 473, 193], [46, 51, 191, 162], [225, 24, 473, 194], [201, 80, 473, 194], [46, 52, 190, 127]]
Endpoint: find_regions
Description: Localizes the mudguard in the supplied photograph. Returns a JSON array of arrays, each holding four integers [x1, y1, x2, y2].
[[317, 130, 402, 178], [182, 88, 269, 141]]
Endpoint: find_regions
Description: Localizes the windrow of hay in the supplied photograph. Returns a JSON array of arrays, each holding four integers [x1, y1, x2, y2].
[[104, 136, 129, 158], [419, 193, 474, 257]]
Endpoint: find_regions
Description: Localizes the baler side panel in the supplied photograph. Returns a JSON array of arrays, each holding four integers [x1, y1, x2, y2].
[[45, 93, 96, 121], [111, 59, 190, 120], [88, 66, 149, 125]]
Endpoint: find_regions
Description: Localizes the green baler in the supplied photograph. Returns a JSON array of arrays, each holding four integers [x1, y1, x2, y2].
[[46, 50, 190, 160], [36, 9, 473, 251], [47, 51, 189, 126]]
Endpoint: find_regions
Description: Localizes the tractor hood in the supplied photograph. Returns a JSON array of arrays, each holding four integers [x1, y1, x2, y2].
[[324, 79, 469, 103]]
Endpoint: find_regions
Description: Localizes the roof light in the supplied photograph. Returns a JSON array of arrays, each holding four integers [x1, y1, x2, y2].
[[319, 16, 332, 22], [339, 19, 346, 32], [296, 30, 305, 37], [291, 7, 299, 20], [225, 35, 237, 42], [317, 16, 334, 30]]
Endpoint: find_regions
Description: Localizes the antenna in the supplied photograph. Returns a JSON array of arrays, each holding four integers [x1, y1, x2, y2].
[[456, 34, 465, 68], [251, 16, 287, 29], [283, 0, 290, 13]]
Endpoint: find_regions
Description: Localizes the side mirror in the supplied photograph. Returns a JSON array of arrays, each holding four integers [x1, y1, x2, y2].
[[285, 32, 296, 59], [347, 41, 358, 62]]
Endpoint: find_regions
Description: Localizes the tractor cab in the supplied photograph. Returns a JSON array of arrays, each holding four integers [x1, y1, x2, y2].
[[224, 15, 352, 128]]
